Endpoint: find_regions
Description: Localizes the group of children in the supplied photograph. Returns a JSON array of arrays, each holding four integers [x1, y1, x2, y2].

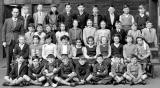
[[3, 3, 158, 87]]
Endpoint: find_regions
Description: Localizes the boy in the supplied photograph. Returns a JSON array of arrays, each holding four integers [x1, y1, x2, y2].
[[75, 57, 90, 85], [23, 56, 45, 85], [109, 56, 125, 85], [142, 21, 158, 48], [13, 35, 29, 61], [25, 23, 35, 45], [57, 35, 72, 60], [124, 55, 147, 85], [69, 19, 83, 45], [89, 54, 112, 85], [119, 5, 134, 32], [3, 55, 28, 86]]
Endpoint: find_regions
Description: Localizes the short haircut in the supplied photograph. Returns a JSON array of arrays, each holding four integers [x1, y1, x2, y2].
[[28, 23, 35, 28], [115, 20, 121, 24], [32, 56, 40, 61], [87, 36, 94, 43], [46, 54, 55, 59], [33, 35, 41, 40], [125, 35, 134, 43], [36, 24, 43, 28], [112, 34, 122, 41], [60, 35, 70, 41], [123, 4, 129, 9], [65, 3, 71, 7], [45, 34, 52, 40]]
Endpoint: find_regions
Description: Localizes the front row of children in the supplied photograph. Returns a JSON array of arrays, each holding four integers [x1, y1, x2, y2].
[[3, 53, 147, 87]]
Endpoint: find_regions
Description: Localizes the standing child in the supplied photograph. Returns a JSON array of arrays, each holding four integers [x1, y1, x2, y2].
[[83, 19, 96, 46], [119, 5, 134, 32], [69, 20, 83, 45], [128, 23, 141, 43], [111, 34, 123, 58], [25, 23, 35, 45], [34, 24, 46, 45], [142, 21, 158, 48], [56, 23, 69, 44], [42, 35, 57, 60], [124, 55, 147, 85], [95, 21, 111, 45], [3, 55, 28, 86]]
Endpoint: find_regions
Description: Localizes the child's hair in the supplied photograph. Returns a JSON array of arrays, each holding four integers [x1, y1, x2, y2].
[[136, 35, 147, 44], [36, 24, 43, 29], [77, 3, 84, 7], [32, 56, 40, 61], [115, 20, 121, 24], [16, 55, 21, 59], [100, 36, 108, 44], [60, 35, 70, 41], [113, 54, 121, 58], [76, 38, 84, 45], [72, 19, 79, 27], [87, 36, 94, 43], [33, 35, 41, 40], [97, 54, 103, 58], [112, 34, 121, 41], [65, 2, 71, 7], [125, 35, 134, 43], [132, 22, 137, 26], [146, 21, 152, 24], [138, 4, 145, 9], [123, 4, 129, 9], [130, 54, 138, 59], [28, 23, 35, 29], [45, 34, 52, 40], [59, 22, 66, 30], [93, 4, 98, 8], [46, 54, 55, 59]]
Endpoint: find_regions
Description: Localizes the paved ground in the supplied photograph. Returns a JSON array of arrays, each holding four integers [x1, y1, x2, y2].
[[0, 58, 160, 88]]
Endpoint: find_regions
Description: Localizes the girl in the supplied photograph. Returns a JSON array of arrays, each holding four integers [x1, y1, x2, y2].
[[56, 23, 69, 44], [128, 23, 141, 43], [25, 23, 35, 45], [95, 21, 111, 45]]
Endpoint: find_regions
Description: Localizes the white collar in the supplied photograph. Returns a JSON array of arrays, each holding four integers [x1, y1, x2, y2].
[[12, 17, 18, 21]]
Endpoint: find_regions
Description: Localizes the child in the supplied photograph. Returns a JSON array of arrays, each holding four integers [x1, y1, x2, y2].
[[84, 36, 98, 66], [25, 23, 35, 45], [42, 35, 57, 60], [75, 57, 90, 85], [127, 23, 141, 43], [34, 24, 46, 45], [124, 55, 147, 85], [119, 5, 134, 32], [111, 34, 123, 58], [95, 21, 111, 45], [3, 55, 28, 86], [135, 5, 149, 30], [123, 35, 137, 63], [56, 23, 69, 44], [136, 36, 151, 73], [30, 35, 42, 58], [59, 55, 76, 86], [111, 21, 127, 44], [72, 39, 85, 65], [109, 56, 125, 85], [57, 35, 72, 60], [142, 21, 158, 48], [83, 19, 96, 46], [13, 35, 29, 61], [97, 36, 111, 65], [90, 54, 112, 85], [45, 24, 57, 44], [23, 56, 45, 86], [69, 20, 83, 45]]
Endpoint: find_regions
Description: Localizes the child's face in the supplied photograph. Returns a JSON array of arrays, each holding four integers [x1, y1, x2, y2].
[[60, 24, 65, 31], [115, 23, 121, 29], [32, 59, 39, 66], [51, 6, 57, 12], [139, 8, 145, 14], [33, 38, 40, 44], [46, 26, 51, 32], [100, 21, 106, 29], [45, 38, 52, 44], [88, 38, 94, 45], [47, 58, 55, 64], [28, 27, 35, 32], [78, 5, 84, 12], [87, 20, 92, 27], [76, 40, 82, 46], [65, 5, 71, 12], [131, 25, 137, 31], [92, 7, 98, 13], [62, 39, 68, 45], [37, 26, 43, 32], [17, 56, 24, 64], [101, 37, 107, 44], [123, 8, 129, 14], [131, 57, 137, 64], [114, 36, 120, 44], [126, 37, 132, 43], [137, 38, 143, 45], [19, 36, 25, 44], [79, 59, 86, 65], [62, 58, 69, 65], [73, 20, 78, 27], [146, 23, 152, 29], [97, 57, 103, 64]]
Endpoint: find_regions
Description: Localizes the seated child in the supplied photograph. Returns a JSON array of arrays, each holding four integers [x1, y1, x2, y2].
[[23, 56, 45, 86], [57, 35, 72, 60], [124, 55, 147, 85], [142, 21, 158, 48], [111, 34, 123, 58], [75, 57, 90, 85], [136, 36, 151, 73], [3, 55, 28, 86], [25, 23, 35, 45], [109, 56, 125, 85], [87, 54, 112, 85]]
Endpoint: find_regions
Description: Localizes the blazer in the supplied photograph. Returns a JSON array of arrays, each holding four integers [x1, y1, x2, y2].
[[89, 14, 103, 28], [13, 43, 29, 60], [2, 18, 24, 45], [104, 12, 119, 30], [9, 61, 28, 79], [33, 12, 47, 27]]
